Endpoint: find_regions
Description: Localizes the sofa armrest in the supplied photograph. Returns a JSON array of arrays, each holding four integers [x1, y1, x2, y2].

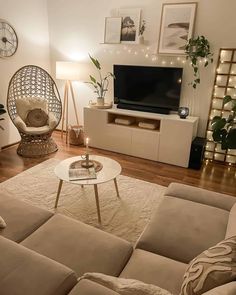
[[165, 183, 236, 211], [202, 282, 236, 295]]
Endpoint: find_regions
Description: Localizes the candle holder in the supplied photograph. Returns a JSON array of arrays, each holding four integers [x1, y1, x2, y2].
[[81, 152, 94, 168]]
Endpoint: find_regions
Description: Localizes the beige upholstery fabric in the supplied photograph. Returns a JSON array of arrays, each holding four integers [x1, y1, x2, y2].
[[0, 193, 53, 242], [21, 214, 133, 277], [26, 108, 48, 127], [13, 115, 51, 134], [120, 249, 187, 295], [80, 272, 172, 295], [69, 279, 120, 295], [0, 216, 6, 228], [180, 236, 236, 295], [202, 282, 236, 295], [165, 183, 236, 211], [0, 236, 77, 295], [48, 111, 58, 129], [136, 195, 229, 264], [226, 203, 236, 238], [16, 97, 48, 121]]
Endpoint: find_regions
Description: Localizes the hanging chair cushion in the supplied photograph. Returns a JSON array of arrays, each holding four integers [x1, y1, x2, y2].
[[26, 108, 48, 127], [15, 97, 48, 122]]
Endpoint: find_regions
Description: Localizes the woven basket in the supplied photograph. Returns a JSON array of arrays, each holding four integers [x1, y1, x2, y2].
[[69, 125, 84, 146]]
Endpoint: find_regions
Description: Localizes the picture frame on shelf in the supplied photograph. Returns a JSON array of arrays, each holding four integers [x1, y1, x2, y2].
[[104, 17, 122, 44], [158, 2, 197, 55], [119, 8, 141, 44]]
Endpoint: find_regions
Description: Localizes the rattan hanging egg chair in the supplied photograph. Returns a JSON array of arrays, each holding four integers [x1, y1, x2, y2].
[[7, 65, 62, 157]]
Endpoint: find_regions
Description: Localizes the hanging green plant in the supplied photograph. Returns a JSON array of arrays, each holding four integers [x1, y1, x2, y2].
[[185, 36, 213, 89], [211, 95, 236, 150]]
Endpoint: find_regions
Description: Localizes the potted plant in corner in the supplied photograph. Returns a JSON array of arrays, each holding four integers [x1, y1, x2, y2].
[[87, 54, 115, 106], [0, 104, 6, 130], [211, 95, 236, 150], [185, 35, 213, 88]]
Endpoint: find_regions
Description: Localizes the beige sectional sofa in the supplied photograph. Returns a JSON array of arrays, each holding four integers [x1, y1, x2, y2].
[[1, 182, 236, 295]]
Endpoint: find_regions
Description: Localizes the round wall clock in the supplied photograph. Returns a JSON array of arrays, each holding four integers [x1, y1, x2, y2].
[[0, 20, 18, 57]]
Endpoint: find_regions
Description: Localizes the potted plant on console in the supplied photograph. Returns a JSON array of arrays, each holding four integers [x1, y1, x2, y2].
[[87, 54, 115, 106], [211, 95, 236, 150]]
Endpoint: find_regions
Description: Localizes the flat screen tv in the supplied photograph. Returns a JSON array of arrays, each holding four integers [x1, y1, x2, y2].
[[114, 65, 183, 114]]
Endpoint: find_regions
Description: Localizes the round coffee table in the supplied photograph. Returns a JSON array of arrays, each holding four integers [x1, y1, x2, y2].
[[54, 155, 122, 223]]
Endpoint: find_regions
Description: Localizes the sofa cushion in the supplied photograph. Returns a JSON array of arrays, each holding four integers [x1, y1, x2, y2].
[[202, 282, 236, 295], [120, 249, 187, 295], [180, 236, 236, 295], [21, 214, 133, 277], [69, 279, 120, 295], [0, 215, 6, 228], [226, 203, 236, 238], [79, 272, 172, 295], [16, 97, 48, 121], [0, 235, 77, 295], [165, 183, 236, 211], [0, 193, 53, 242], [136, 195, 229, 264]]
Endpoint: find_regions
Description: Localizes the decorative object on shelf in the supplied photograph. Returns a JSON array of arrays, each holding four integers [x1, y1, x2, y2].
[[119, 8, 141, 44], [212, 95, 236, 150], [104, 17, 122, 44], [205, 48, 236, 166], [56, 61, 80, 144], [178, 107, 189, 119], [138, 20, 146, 44], [86, 54, 115, 106], [0, 104, 6, 130], [185, 36, 213, 88], [0, 19, 18, 57], [158, 2, 197, 55], [7, 65, 62, 157], [89, 101, 113, 109]]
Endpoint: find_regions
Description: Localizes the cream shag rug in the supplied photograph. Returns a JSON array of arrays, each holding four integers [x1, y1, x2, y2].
[[0, 159, 165, 244]]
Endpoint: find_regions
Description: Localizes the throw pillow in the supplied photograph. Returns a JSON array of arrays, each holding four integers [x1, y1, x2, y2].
[[26, 108, 48, 127], [0, 216, 6, 229], [80, 272, 172, 295], [180, 236, 236, 295]]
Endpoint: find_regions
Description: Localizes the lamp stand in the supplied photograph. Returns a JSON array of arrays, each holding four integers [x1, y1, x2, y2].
[[61, 80, 80, 144]]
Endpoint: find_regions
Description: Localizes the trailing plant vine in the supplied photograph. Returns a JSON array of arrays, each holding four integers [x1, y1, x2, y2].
[[185, 36, 213, 89]]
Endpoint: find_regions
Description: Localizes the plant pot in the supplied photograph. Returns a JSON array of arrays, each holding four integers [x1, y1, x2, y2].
[[138, 35, 144, 45], [97, 97, 104, 106]]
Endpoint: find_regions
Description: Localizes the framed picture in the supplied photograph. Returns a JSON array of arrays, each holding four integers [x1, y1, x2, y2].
[[119, 8, 141, 44], [104, 17, 122, 44], [158, 2, 197, 55]]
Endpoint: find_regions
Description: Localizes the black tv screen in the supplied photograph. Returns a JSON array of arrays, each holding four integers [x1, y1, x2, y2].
[[114, 65, 183, 113]]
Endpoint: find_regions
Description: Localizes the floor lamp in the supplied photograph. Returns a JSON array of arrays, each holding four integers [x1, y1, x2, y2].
[[56, 61, 80, 144]]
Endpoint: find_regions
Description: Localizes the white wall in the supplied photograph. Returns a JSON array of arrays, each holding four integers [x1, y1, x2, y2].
[[0, 0, 51, 147], [47, 0, 236, 137]]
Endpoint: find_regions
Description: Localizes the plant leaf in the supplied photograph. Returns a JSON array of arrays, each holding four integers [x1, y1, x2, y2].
[[211, 117, 226, 131], [223, 95, 232, 105], [226, 129, 236, 149], [89, 75, 96, 83]]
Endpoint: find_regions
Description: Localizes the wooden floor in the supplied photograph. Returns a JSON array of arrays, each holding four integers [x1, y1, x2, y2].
[[0, 131, 236, 196]]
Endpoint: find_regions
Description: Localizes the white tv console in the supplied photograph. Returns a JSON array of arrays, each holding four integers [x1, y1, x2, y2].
[[84, 106, 199, 168]]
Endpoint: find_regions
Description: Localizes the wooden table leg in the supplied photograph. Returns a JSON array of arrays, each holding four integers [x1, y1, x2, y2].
[[94, 184, 101, 224], [114, 178, 120, 198], [55, 179, 63, 208]]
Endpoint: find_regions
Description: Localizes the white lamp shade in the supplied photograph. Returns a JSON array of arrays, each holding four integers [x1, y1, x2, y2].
[[56, 61, 80, 81]]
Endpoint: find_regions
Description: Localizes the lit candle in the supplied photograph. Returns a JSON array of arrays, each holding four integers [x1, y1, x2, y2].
[[86, 137, 89, 153]]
